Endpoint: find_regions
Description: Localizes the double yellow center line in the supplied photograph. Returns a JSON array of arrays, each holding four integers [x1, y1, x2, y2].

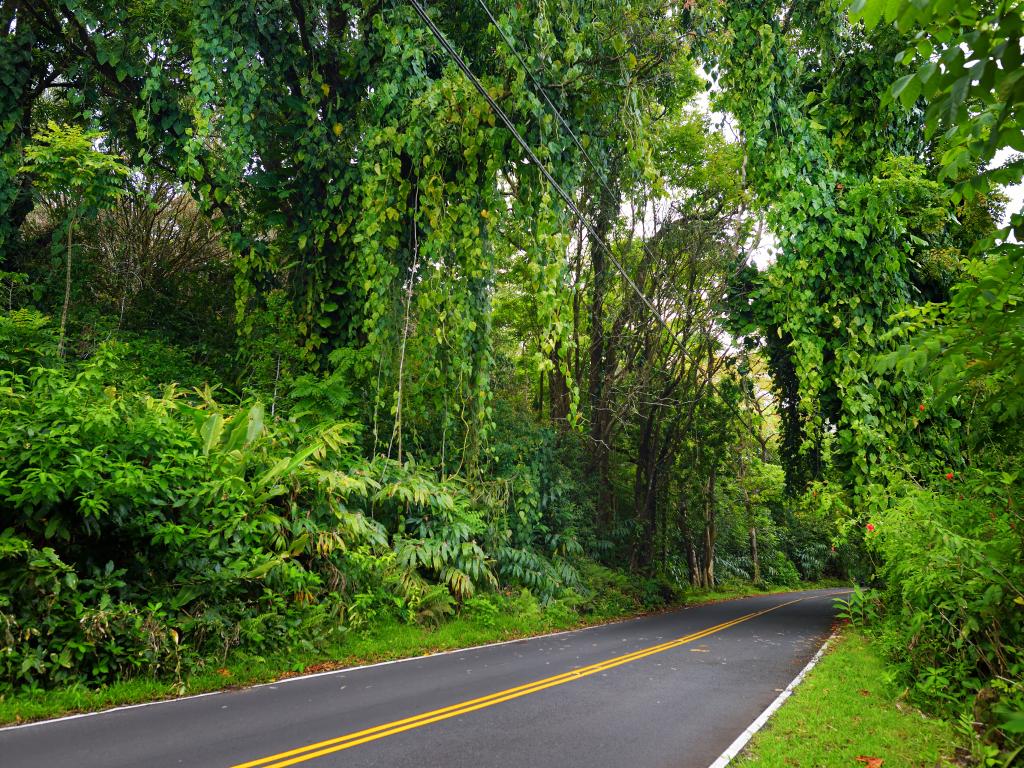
[[231, 593, 829, 768]]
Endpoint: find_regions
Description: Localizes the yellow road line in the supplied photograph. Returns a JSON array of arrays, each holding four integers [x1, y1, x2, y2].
[[230, 592, 839, 768]]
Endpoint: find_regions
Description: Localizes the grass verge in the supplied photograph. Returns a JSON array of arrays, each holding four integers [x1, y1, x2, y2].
[[0, 579, 836, 727], [735, 627, 959, 768]]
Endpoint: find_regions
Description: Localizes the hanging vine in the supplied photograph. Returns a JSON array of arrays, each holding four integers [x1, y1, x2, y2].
[[700, 0, 965, 499]]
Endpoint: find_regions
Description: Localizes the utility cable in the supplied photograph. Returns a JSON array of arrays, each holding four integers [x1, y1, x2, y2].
[[473, 0, 607, 193], [407, 0, 760, 437], [409, 0, 668, 343], [476, 0, 751, 297], [473, 0, 765, 346]]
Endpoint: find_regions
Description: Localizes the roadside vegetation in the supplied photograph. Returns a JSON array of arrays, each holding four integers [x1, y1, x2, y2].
[[738, 626, 960, 768], [1, 0, 1021, 762]]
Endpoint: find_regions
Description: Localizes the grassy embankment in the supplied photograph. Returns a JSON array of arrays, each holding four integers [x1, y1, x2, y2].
[[737, 628, 961, 768]]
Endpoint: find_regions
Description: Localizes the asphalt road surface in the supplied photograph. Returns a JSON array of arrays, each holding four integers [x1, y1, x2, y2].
[[0, 588, 846, 768]]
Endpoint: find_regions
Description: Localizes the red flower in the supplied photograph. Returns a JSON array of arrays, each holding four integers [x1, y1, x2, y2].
[[866, 523, 876, 533], [945, 472, 954, 480], [919, 404, 925, 412]]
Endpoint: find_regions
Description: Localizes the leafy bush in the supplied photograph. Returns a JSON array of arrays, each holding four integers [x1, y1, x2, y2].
[[0, 340, 373, 688], [0, 309, 56, 371], [865, 471, 1024, 749], [569, 561, 666, 616], [759, 550, 802, 588], [834, 585, 880, 628], [461, 593, 505, 629], [0, 316, 589, 691], [637, 574, 681, 610]]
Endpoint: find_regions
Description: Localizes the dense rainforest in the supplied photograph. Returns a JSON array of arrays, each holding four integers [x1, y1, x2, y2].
[[1, 0, 1022, 759]]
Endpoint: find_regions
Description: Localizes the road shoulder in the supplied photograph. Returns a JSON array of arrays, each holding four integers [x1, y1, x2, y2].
[[732, 627, 961, 767]]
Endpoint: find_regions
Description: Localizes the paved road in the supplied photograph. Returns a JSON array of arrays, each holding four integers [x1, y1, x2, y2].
[[1, 589, 845, 768]]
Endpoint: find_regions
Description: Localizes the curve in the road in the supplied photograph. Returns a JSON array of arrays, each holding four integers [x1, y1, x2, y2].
[[233, 593, 821, 768], [0, 588, 849, 768]]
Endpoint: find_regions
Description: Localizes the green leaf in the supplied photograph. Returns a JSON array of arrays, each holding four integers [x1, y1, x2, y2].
[[199, 413, 224, 455], [891, 74, 921, 110], [862, 0, 885, 28], [245, 404, 264, 445], [246, 559, 279, 579], [1000, 710, 1024, 734], [170, 585, 204, 610]]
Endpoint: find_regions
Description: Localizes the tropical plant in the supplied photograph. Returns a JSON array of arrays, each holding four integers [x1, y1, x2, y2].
[[19, 123, 128, 357]]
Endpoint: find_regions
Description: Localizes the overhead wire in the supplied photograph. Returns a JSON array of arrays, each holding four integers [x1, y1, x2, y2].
[[407, 0, 760, 436], [407, 0, 663, 336], [473, 0, 607, 194], [474, 0, 762, 324]]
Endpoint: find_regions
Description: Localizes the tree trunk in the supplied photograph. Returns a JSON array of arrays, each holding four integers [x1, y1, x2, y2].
[[536, 366, 544, 416], [699, 466, 717, 588], [737, 452, 760, 585], [572, 216, 583, 386], [749, 525, 761, 585], [687, 543, 701, 586], [679, 493, 701, 586], [660, 498, 668, 569], [632, 412, 660, 571], [549, 341, 570, 427], [57, 217, 74, 358], [587, 213, 607, 445], [587, 174, 619, 529]]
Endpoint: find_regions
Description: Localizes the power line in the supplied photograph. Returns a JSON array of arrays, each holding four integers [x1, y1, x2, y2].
[[473, 0, 764, 374], [408, 0, 666, 340], [407, 0, 760, 436], [473, 0, 607, 192], [475, 0, 750, 284], [471, 0, 768, 329]]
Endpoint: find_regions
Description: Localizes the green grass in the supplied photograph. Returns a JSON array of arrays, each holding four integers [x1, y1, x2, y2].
[[736, 628, 959, 768], [0, 579, 836, 727]]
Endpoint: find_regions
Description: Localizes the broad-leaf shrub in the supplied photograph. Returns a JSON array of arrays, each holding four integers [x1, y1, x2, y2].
[[833, 585, 880, 628], [866, 471, 1024, 745], [0, 340, 369, 688], [0, 316, 589, 690]]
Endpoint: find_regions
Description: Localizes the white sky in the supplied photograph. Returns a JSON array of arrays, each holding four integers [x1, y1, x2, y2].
[[992, 147, 1023, 234]]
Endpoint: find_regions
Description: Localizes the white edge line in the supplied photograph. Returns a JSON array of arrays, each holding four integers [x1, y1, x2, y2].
[[0, 690, 225, 733], [0, 608, 641, 733], [0, 588, 844, 734], [705, 631, 838, 768]]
